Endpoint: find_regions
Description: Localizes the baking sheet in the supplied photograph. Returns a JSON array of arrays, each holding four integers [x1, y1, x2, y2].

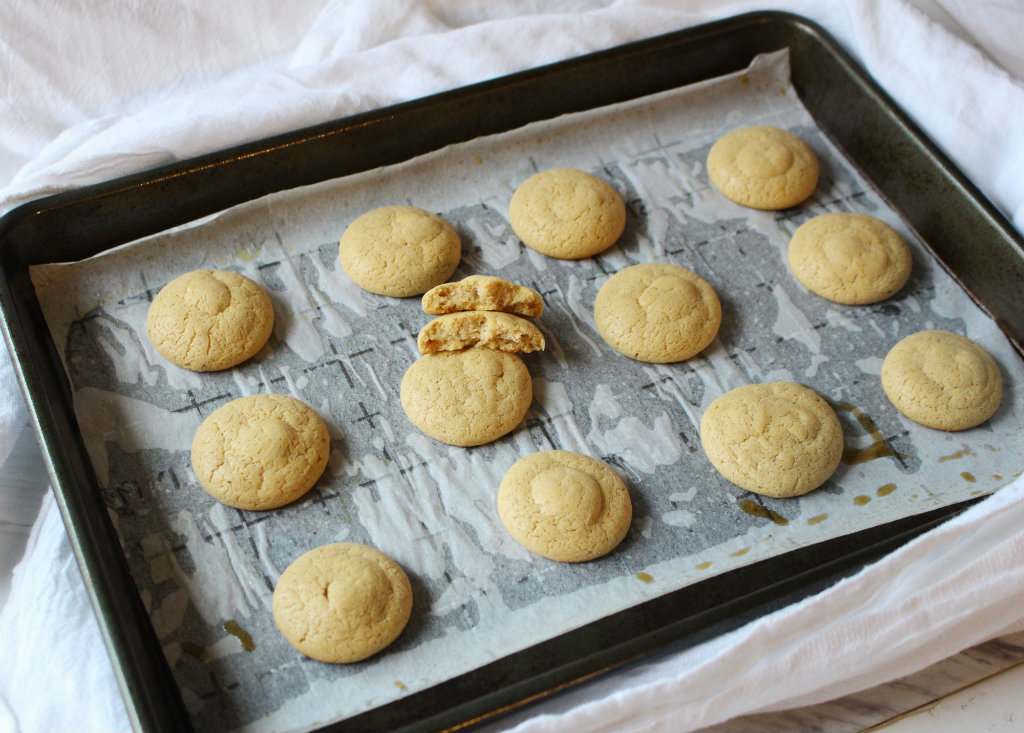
[[28, 50, 1024, 733]]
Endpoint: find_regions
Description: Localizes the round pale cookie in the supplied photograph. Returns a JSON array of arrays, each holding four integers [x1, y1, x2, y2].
[[191, 394, 330, 510], [146, 269, 274, 371], [707, 126, 819, 210], [400, 349, 532, 447], [417, 311, 545, 354], [273, 542, 413, 664], [700, 382, 844, 498], [881, 330, 1002, 431], [508, 168, 626, 259], [338, 205, 461, 297], [497, 450, 632, 562], [594, 262, 721, 363], [422, 275, 544, 317], [788, 213, 912, 304]]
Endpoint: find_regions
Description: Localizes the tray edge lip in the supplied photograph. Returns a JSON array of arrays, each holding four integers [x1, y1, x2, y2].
[[0, 10, 819, 237]]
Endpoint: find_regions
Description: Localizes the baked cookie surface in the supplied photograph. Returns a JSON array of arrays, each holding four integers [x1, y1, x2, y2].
[[272, 542, 413, 664], [594, 262, 721, 363], [417, 311, 545, 354], [881, 330, 1002, 431], [788, 213, 912, 304], [400, 349, 532, 446], [191, 394, 330, 510], [338, 205, 461, 297], [497, 450, 631, 562], [422, 275, 544, 317], [707, 126, 819, 210], [700, 381, 843, 499], [508, 168, 626, 259], [146, 269, 274, 372]]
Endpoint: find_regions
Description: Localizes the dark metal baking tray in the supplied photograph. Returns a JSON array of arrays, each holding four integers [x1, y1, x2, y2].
[[1, 10, 1021, 733]]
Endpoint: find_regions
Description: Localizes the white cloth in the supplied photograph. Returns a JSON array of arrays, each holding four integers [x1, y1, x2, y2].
[[1, 1, 1022, 732]]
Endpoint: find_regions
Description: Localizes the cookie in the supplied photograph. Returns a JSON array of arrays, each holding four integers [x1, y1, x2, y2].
[[400, 349, 532, 446], [508, 168, 626, 259], [146, 269, 274, 372], [417, 311, 545, 354], [881, 330, 1002, 431], [338, 205, 461, 297], [707, 126, 819, 210], [593, 262, 721, 363], [497, 450, 631, 562], [422, 275, 544, 318], [191, 394, 330, 510], [700, 382, 844, 499], [272, 542, 413, 664], [788, 213, 912, 304]]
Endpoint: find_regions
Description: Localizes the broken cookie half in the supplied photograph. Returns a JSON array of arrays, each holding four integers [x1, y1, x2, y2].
[[417, 311, 545, 354], [417, 274, 546, 355], [421, 274, 543, 318]]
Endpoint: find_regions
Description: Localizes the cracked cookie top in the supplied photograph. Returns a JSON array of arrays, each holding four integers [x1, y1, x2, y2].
[[339, 205, 461, 297], [700, 381, 843, 498], [497, 450, 632, 563], [273, 542, 412, 663], [146, 269, 274, 371], [707, 126, 818, 210], [509, 167, 626, 259], [191, 393, 330, 510]]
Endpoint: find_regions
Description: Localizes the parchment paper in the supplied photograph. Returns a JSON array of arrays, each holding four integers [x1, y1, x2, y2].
[[30, 50, 1024, 733]]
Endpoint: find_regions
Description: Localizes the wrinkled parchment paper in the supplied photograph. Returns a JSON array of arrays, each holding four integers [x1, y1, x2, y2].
[[30, 51, 1024, 732]]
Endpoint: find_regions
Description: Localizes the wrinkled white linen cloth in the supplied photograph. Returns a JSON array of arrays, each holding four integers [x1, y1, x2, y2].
[[1, 1, 1023, 732]]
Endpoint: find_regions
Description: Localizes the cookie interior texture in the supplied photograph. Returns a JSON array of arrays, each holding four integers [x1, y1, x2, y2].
[[594, 262, 721, 363], [191, 393, 330, 510], [417, 311, 545, 354], [421, 274, 544, 317], [339, 205, 461, 297], [706, 125, 819, 210], [399, 349, 532, 446], [497, 450, 632, 562], [146, 269, 274, 371], [788, 212, 912, 305], [508, 167, 626, 259], [272, 542, 413, 664], [699, 381, 844, 498], [881, 330, 1002, 430]]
